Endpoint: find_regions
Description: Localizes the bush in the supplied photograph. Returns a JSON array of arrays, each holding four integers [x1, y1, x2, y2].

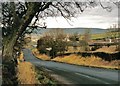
[[91, 45, 102, 51], [79, 40, 89, 51], [37, 29, 68, 58]]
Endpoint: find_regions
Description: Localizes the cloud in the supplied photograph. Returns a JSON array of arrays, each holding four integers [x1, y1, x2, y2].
[[39, 3, 118, 29]]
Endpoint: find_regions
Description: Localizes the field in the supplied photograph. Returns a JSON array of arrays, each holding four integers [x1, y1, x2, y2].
[[31, 31, 120, 70], [79, 31, 120, 40], [52, 54, 120, 69], [32, 45, 120, 70], [91, 32, 120, 40]]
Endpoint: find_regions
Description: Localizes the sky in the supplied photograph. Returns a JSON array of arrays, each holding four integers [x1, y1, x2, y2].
[[0, 1, 118, 29], [42, 2, 118, 29]]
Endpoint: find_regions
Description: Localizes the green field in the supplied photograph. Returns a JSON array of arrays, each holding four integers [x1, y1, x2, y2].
[[89, 32, 120, 40]]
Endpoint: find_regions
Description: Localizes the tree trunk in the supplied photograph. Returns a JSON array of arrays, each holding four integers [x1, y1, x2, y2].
[[2, 35, 18, 85], [2, 2, 53, 85], [3, 39, 15, 62]]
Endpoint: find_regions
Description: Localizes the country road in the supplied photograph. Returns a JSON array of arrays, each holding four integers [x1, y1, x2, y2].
[[23, 49, 119, 85]]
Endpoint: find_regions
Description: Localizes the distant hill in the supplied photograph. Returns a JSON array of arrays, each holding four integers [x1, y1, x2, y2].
[[48, 27, 105, 30], [32, 27, 108, 35]]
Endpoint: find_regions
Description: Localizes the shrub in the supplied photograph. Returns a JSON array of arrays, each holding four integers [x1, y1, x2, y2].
[[37, 29, 68, 58], [79, 40, 89, 51]]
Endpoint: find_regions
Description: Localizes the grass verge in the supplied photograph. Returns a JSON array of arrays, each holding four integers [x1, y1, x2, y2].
[[52, 54, 120, 70], [17, 52, 57, 85], [17, 62, 38, 84], [32, 49, 50, 60], [17, 61, 58, 85], [35, 66, 57, 85], [32, 49, 120, 70]]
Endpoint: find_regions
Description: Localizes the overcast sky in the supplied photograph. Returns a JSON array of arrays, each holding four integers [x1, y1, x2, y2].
[[43, 3, 118, 29]]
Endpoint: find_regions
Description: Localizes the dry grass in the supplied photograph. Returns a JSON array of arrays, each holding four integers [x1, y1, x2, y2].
[[17, 51, 56, 85], [67, 46, 118, 53], [95, 46, 118, 53], [32, 49, 50, 60], [52, 54, 120, 69], [17, 62, 39, 84], [17, 51, 25, 64], [65, 46, 118, 54], [32, 48, 120, 69]]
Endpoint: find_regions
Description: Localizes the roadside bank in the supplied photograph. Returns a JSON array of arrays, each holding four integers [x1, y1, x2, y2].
[[32, 48, 120, 70]]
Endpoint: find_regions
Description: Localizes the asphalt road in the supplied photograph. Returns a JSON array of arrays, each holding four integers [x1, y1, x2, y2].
[[23, 49, 119, 85]]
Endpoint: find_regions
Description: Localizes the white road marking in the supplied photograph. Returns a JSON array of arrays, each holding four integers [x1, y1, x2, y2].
[[75, 72, 110, 84]]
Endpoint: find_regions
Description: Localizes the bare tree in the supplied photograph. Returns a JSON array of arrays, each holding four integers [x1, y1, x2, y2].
[[37, 29, 67, 58], [83, 28, 91, 42]]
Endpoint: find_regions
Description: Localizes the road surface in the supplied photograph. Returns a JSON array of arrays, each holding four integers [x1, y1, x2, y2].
[[23, 49, 119, 85]]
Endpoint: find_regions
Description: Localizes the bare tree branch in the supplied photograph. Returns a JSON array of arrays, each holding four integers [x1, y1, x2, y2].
[[99, 0, 112, 12]]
